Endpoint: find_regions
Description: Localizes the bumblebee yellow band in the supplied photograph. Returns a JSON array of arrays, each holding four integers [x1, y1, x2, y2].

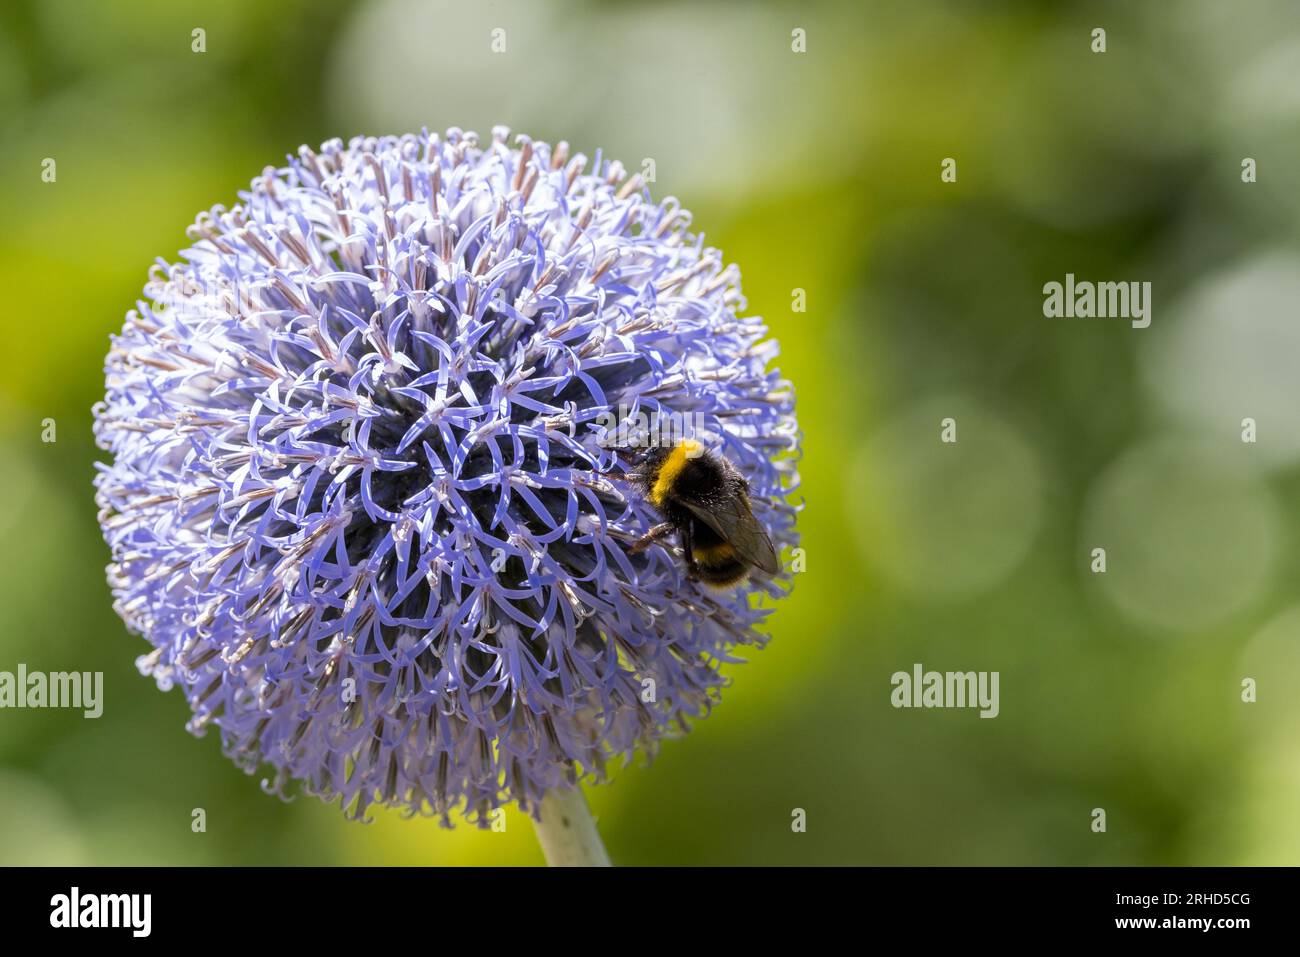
[[692, 542, 734, 563], [649, 439, 701, 506]]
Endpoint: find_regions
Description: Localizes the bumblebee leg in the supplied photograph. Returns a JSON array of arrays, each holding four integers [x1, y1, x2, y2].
[[629, 522, 675, 555], [680, 520, 701, 581]]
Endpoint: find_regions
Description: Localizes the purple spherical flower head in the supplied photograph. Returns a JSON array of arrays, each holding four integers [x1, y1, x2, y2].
[[94, 127, 799, 825]]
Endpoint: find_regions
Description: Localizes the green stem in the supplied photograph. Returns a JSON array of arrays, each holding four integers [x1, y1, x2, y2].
[[532, 785, 611, 867]]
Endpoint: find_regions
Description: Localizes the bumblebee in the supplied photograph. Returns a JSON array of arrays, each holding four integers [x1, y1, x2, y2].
[[626, 439, 780, 587]]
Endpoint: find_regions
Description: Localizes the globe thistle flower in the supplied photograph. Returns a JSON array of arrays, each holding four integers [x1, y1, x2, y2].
[[93, 127, 800, 834]]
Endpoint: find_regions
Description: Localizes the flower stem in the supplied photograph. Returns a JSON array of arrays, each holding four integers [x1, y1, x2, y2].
[[532, 785, 611, 867]]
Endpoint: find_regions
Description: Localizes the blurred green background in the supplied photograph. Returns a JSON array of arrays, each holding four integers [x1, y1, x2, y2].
[[3, 0, 1300, 865]]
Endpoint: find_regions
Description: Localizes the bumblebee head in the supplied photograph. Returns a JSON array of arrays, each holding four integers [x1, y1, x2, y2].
[[624, 443, 672, 489]]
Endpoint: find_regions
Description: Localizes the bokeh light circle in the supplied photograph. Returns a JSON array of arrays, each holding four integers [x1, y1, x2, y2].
[[0, 770, 88, 865], [849, 396, 1043, 600], [1142, 253, 1300, 470], [1082, 438, 1280, 633]]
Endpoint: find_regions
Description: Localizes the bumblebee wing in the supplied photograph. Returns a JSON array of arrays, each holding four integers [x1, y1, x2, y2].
[[678, 494, 781, 575]]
